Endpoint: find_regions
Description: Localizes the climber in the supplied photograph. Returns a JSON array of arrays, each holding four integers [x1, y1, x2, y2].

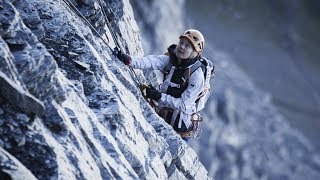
[[116, 29, 210, 141]]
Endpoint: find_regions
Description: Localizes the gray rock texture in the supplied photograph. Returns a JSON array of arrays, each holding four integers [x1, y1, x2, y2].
[[0, 146, 37, 180], [0, 71, 44, 116], [0, 0, 209, 179], [2, 0, 319, 179]]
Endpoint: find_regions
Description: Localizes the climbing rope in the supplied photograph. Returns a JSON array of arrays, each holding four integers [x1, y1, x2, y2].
[[98, 0, 122, 49], [62, 0, 110, 47], [62, 0, 142, 88], [99, 1, 143, 88]]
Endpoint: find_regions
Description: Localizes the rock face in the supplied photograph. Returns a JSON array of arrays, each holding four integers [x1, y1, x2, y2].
[[0, 0, 209, 179], [0, 147, 37, 180], [0, 71, 44, 116], [2, 0, 320, 179]]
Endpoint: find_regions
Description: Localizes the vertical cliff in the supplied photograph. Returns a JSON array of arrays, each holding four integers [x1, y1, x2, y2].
[[0, 0, 210, 179], [2, 0, 320, 179]]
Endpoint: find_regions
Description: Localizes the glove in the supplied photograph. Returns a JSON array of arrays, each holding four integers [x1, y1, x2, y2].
[[145, 85, 161, 101], [113, 47, 131, 65]]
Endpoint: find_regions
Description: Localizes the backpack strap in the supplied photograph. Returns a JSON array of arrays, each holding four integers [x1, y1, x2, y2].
[[163, 58, 174, 77], [183, 60, 204, 83], [163, 44, 178, 78]]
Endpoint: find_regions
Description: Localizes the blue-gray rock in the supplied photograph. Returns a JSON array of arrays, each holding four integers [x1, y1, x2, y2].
[[0, 71, 44, 116], [0, 0, 210, 179], [0, 147, 37, 180]]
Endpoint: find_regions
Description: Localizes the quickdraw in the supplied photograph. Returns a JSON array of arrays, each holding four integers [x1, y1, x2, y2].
[[178, 113, 203, 139], [191, 113, 203, 139]]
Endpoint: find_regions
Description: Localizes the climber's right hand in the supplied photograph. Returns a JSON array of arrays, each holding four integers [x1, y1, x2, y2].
[[145, 85, 161, 102], [113, 47, 131, 65]]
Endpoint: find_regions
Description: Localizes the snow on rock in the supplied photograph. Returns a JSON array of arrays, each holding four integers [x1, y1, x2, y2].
[[0, 0, 210, 179]]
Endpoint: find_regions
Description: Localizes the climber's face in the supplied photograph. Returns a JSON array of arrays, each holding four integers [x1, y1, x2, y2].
[[175, 38, 197, 59]]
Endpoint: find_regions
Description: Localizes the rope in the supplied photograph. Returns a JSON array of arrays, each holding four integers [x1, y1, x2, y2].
[[62, 0, 110, 48], [62, 0, 158, 114], [62, 0, 142, 87], [100, 1, 122, 49], [96, 1, 143, 87]]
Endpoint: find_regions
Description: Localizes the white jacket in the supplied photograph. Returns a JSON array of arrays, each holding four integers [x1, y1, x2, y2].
[[130, 55, 205, 128]]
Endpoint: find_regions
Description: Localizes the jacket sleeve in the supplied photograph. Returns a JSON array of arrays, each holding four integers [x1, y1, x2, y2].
[[158, 67, 205, 114], [130, 55, 170, 71]]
